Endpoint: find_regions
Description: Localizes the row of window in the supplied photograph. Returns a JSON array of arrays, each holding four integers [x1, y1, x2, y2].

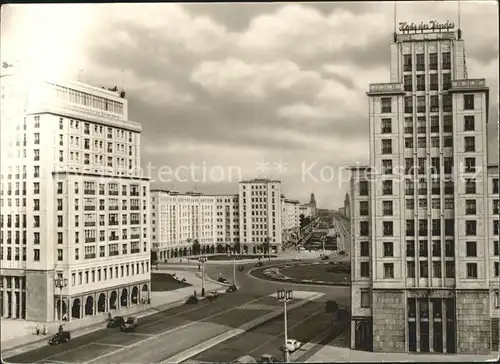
[[380, 136, 478, 154], [358, 219, 499, 237], [379, 114, 471, 135], [359, 240, 500, 258], [380, 94, 474, 114], [70, 261, 149, 288], [358, 261, 495, 280], [358, 199, 499, 216], [403, 73, 453, 92], [402, 52, 451, 72]]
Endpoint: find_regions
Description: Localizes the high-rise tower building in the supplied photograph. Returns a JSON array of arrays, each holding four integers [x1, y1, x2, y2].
[[349, 22, 498, 355], [0, 72, 151, 322]]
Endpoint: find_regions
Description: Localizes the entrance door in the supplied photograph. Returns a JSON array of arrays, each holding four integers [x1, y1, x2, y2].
[[433, 322, 443, 353], [355, 320, 372, 351]]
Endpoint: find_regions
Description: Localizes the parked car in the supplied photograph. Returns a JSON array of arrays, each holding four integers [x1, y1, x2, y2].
[[218, 277, 229, 284], [208, 290, 219, 298], [285, 339, 301, 352], [226, 284, 237, 293], [106, 316, 125, 328], [292, 256, 302, 261], [48, 331, 71, 345], [259, 354, 279, 363], [232, 355, 257, 363], [120, 316, 138, 332], [255, 261, 264, 267]]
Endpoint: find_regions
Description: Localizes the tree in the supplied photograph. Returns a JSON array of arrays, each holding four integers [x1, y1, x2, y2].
[[192, 239, 201, 255], [216, 243, 224, 254]]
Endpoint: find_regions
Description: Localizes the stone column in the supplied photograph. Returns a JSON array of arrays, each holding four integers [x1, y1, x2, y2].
[[11, 277, 16, 319], [117, 289, 121, 310], [68, 298, 72, 322], [93, 293, 97, 315], [429, 298, 434, 352], [3, 277, 8, 317], [105, 291, 108, 312], [19, 290, 23, 319], [80, 296, 84, 318], [128, 288, 131, 307], [442, 299, 447, 353], [416, 299, 420, 352]]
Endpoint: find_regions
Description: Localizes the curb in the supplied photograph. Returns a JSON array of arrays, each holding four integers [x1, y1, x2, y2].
[[160, 292, 325, 363], [248, 266, 351, 288]]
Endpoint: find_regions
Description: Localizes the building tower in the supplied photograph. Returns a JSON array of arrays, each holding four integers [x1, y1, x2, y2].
[[348, 22, 498, 355], [0, 72, 151, 322]]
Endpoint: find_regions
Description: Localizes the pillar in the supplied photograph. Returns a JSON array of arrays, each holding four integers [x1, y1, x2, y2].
[[93, 293, 97, 315], [3, 277, 8, 317], [117, 289, 121, 310], [11, 277, 16, 319], [80, 296, 84, 318], [128, 287, 131, 307], [416, 299, 420, 352], [68, 298, 72, 322], [429, 298, 434, 352], [19, 288, 23, 319], [442, 299, 447, 353], [105, 291, 109, 312]]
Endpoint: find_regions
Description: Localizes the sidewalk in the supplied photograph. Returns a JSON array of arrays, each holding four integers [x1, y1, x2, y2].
[[1, 269, 224, 356], [306, 332, 498, 362]]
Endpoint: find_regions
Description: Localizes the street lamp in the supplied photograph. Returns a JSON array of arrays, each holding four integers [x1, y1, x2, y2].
[[227, 247, 236, 287], [198, 255, 207, 296], [54, 274, 68, 325], [277, 289, 293, 362]]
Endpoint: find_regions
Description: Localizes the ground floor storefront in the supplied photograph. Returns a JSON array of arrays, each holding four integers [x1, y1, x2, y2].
[[351, 289, 497, 354]]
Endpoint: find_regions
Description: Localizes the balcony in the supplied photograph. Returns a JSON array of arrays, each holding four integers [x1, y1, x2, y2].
[[367, 83, 405, 96], [131, 206, 140, 210], [84, 222, 96, 227], [130, 221, 140, 225], [108, 191, 119, 196], [84, 206, 96, 211], [131, 248, 140, 254], [130, 234, 140, 239], [85, 253, 96, 259], [109, 251, 119, 256], [131, 192, 140, 197], [109, 206, 119, 211], [108, 221, 119, 226], [85, 237, 96, 243], [109, 235, 119, 241], [84, 190, 96, 195]]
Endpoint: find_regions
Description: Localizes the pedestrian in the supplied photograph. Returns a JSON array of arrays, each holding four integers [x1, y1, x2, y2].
[[62, 313, 68, 321], [43, 324, 48, 335], [58, 324, 63, 333], [36, 325, 40, 336]]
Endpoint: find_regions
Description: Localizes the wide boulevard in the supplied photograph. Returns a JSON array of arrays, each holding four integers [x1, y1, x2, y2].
[[5, 255, 349, 363]]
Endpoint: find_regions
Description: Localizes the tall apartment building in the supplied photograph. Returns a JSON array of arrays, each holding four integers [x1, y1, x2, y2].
[[349, 24, 499, 354], [150, 190, 218, 260], [213, 194, 240, 248], [282, 198, 300, 243], [239, 178, 282, 254], [0, 73, 151, 322]]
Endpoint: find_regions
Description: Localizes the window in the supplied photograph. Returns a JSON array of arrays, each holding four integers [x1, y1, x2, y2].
[[406, 240, 415, 256], [442, 73, 451, 90], [494, 241, 499, 256], [382, 180, 393, 195], [417, 137, 426, 148], [360, 262, 370, 277], [494, 179, 499, 194], [464, 137, 475, 152], [429, 73, 438, 90], [403, 54, 412, 71], [494, 200, 499, 215], [432, 240, 441, 256], [464, 116, 475, 131], [382, 160, 392, 174], [383, 221, 393, 236], [445, 220, 454, 236], [465, 179, 476, 194], [359, 181, 368, 196], [416, 74, 425, 91], [382, 201, 393, 215], [57, 249, 63, 261], [381, 97, 392, 113], [465, 158, 475, 173], [430, 95, 439, 112], [359, 201, 369, 216], [419, 261, 428, 278], [360, 241, 369, 256], [442, 52, 451, 69], [383, 263, 394, 278], [443, 94, 452, 112], [383, 242, 393, 257], [34, 115, 40, 128], [360, 221, 369, 236], [407, 262, 415, 278], [416, 53, 425, 71], [33, 249, 40, 261], [404, 96, 413, 114], [465, 200, 476, 215], [466, 241, 477, 257], [464, 95, 474, 110], [466, 263, 477, 278], [34, 149, 40, 161], [433, 261, 441, 278], [381, 118, 392, 133], [419, 240, 428, 256], [465, 220, 476, 235], [417, 96, 425, 113], [404, 75, 413, 92], [360, 291, 370, 308], [405, 138, 413, 148], [382, 139, 392, 154], [495, 262, 499, 277], [406, 199, 414, 210], [445, 261, 455, 278], [429, 53, 437, 70], [495, 220, 499, 236]]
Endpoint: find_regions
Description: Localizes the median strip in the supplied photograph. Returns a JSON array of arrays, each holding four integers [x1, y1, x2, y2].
[[160, 292, 325, 363]]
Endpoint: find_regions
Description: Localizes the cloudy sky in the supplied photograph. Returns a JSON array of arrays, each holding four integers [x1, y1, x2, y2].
[[1, 1, 498, 209]]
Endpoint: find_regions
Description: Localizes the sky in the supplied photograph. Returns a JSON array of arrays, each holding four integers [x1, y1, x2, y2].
[[1, 1, 498, 209]]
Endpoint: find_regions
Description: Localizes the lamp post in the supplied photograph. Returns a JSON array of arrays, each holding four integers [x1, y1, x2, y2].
[[277, 289, 293, 362], [54, 275, 68, 325], [227, 247, 236, 287], [198, 255, 207, 296]]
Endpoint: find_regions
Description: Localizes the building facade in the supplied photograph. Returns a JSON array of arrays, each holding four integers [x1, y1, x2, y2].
[[213, 194, 240, 249], [239, 178, 282, 254], [282, 198, 300, 244], [349, 26, 499, 354], [299, 204, 313, 218], [0, 73, 151, 322], [150, 190, 219, 260]]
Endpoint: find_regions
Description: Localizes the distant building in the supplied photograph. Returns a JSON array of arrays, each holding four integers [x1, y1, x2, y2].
[[282, 198, 300, 244], [239, 178, 282, 254], [303, 193, 317, 217]]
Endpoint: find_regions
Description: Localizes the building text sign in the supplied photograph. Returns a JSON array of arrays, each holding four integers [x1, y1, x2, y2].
[[399, 21, 455, 33]]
